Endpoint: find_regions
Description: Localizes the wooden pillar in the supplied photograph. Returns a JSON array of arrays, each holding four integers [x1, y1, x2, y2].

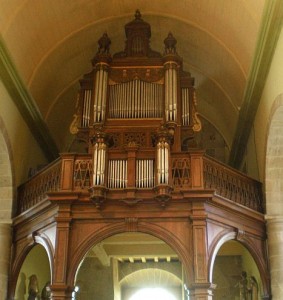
[[189, 283, 215, 300], [0, 223, 11, 300], [49, 196, 75, 300], [190, 199, 214, 300]]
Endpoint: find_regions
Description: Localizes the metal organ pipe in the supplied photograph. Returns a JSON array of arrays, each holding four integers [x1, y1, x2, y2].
[[107, 160, 127, 189], [164, 62, 178, 122], [108, 80, 163, 118], [93, 64, 109, 123], [82, 89, 92, 127], [156, 140, 169, 185], [93, 141, 107, 186], [182, 88, 190, 126], [136, 159, 154, 188]]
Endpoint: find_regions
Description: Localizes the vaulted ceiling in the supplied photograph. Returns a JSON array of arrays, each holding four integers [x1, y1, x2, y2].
[[0, 1, 282, 167]]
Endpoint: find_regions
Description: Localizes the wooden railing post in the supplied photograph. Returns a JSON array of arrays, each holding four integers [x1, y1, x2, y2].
[[125, 143, 139, 200], [60, 154, 76, 191], [190, 151, 205, 189]]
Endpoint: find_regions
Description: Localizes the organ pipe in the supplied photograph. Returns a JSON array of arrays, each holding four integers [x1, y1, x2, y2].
[[93, 63, 109, 123], [108, 79, 163, 118], [82, 89, 92, 127], [93, 140, 107, 186], [164, 62, 178, 122], [156, 138, 170, 185], [182, 88, 190, 126], [136, 159, 154, 188], [108, 160, 127, 189]]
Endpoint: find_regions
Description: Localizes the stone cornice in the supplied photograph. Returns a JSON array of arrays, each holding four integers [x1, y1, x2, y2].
[[0, 35, 59, 161], [229, 0, 283, 168]]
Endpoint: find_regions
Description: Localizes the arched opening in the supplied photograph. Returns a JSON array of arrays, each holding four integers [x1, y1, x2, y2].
[[129, 287, 177, 300], [265, 97, 283, 298], [74, 232, 187, 300], [15, 244, 51, 300], [212, 240, 261, 300]]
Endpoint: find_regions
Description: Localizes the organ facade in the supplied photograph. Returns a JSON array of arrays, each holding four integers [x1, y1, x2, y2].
[[11, 11, 270, 300], [71, 10, 201, 207]]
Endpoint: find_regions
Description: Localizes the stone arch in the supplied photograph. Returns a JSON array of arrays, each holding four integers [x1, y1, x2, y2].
[[68, 221, 193, 287], [0, 117, 14, 299], [265, 93, 283, 299], [0, 118, 14, 220]]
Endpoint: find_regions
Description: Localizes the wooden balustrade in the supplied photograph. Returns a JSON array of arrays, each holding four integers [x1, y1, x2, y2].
[[203, 156, 264, 213], [16, 152, 264, 214], [17, 158, 62, 214]]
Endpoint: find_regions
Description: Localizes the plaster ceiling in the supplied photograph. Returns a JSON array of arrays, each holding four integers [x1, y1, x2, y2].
[[0, 0, 278, 166]]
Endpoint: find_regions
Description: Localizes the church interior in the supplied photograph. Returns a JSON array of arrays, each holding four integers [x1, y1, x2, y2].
[[1, 1, 283, 299]]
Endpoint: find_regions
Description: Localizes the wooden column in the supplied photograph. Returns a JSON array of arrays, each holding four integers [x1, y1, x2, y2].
[[49, 195, 76, 300], [189, 283, 215, 300], [190, 199, 213, 300]]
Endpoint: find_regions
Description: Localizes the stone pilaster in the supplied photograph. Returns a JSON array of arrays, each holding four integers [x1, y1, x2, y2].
[[0, 223, 11, 300], [266, 216, 283, 299]]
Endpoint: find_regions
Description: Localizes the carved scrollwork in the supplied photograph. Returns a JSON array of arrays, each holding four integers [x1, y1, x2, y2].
[[109, 67, 164, 83], [192, 91, 202, 132]]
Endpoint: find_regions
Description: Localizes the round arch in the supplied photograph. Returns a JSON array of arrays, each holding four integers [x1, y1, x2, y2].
[[208, 230, 269, 296], [0, 118, 14, 299], [12, 243, 51, 300], [68, 222, 193, 287]]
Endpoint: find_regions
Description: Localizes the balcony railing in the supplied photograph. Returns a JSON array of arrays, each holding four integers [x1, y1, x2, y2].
[[16, 152, 264, 215]]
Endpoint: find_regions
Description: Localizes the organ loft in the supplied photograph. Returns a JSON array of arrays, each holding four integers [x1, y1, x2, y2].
[[12, 10, 271, 300]]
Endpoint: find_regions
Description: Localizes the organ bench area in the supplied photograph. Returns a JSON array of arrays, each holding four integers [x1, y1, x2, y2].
[[11, 11, 271, 300]]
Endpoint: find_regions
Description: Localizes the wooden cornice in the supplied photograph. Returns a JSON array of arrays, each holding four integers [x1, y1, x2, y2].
[[229, 0, 283, 168], [0, 35, 59, 161]]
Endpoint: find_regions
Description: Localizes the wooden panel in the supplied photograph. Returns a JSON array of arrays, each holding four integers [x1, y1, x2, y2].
[[193, 226, 207, 282]]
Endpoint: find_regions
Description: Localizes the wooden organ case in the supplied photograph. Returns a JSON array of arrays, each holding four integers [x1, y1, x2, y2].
[[11, 10, 271, 300], [71, 10, 201, 207]]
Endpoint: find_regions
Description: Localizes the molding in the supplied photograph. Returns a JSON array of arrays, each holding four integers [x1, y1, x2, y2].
[[0, 35, 59, 161], [229, 0, 283, 168]]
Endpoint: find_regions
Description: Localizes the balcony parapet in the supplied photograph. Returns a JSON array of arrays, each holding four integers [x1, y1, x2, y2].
[[16, 152, 264, 215]]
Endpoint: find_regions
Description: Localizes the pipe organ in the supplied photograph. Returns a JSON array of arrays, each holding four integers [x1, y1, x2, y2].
[[70, 10, 202, 205]]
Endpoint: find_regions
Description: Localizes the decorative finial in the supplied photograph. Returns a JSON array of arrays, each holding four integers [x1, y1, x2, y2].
[[135, 9, 142, 20], [97, 32, 111, 54], [164, 32, 177, 55]]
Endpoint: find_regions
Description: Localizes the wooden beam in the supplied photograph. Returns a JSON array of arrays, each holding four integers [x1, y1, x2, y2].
[[0, 36, 59, 161], [92, 244, 111, 267], [229, 0, 283, 168]]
